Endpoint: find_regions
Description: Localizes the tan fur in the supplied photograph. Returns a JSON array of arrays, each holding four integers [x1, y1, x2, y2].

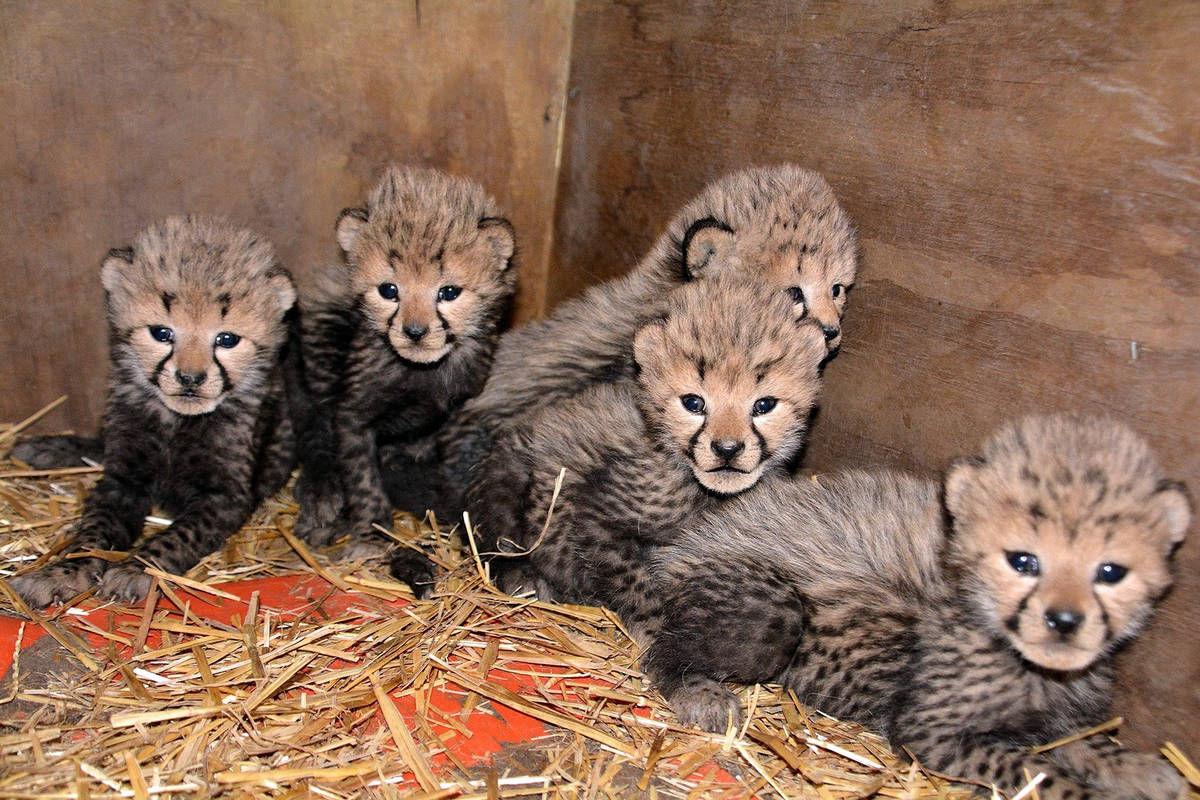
[[634, 278, 826, 494], [946, 414, 1191, 672], [334, 165, 515, 365], [101, 216, 294, 415]]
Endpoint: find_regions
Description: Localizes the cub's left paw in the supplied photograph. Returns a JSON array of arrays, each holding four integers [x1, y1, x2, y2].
[[97, 561, 154, 604], [1099, 753, 1187, 800], [389, 550, 437, 599], [667, 677, 743, 733]]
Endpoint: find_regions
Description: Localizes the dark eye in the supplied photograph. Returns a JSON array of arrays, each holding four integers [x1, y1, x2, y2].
[[831, 283, 845, 298], [214, 332, 241, 349], [1005, 551, 1040, 576], [680, 394, 705, 414], [752, 397, 778, 416], [787, 286, 806, 306], [1095, 563, 1128, 585], [149, 325, 174, 343], [437, 285, 462, 302], [378, 283, 399, 301]]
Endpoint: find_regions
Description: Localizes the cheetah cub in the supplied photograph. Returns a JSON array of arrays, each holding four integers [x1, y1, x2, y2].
[[644, 415, 1190, 800], [467, 276, 827, 622], [420, 164, 857, 520], [12, 217, 300, 606], [294, 166, 515, 573]]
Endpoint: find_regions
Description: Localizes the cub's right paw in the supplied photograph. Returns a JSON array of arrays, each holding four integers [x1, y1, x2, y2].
[[668, 677, 743, 733], [9, 558, 105, 608], [1099, 752, 1188, 800], [293, 491, 345, 547]]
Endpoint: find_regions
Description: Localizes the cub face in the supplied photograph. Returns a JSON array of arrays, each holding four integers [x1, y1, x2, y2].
[[678, 169, 856, 352], [946, 415, 1191, 672], [337, 166, 515, 365], [102, 217, 296, 416], [633, 277, 826, 495]]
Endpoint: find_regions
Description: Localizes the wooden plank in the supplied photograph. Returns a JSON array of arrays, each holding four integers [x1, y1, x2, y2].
[[551, 0, 1200, 752]]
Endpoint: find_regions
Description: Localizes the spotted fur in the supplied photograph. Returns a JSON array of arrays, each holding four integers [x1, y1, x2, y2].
[[294, 166, 516, 570], [467, 277, 827, 621], [11, 217, 299, 606], [643, 415, 1190, 799]]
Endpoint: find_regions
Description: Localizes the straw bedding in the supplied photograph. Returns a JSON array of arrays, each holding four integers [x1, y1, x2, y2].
[[0, 403, 1195, 799]]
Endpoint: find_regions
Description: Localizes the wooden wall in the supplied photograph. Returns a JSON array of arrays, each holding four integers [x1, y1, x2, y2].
[[549, 1, 1199, 750], [0, 0, 573, 429]]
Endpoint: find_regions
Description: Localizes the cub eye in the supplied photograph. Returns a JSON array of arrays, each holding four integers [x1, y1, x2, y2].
[[1005, 551, 1040, 576], [1095, 563, 1128, 585], [149, 325, 174, 344], [378, 283, 399, 301], [437, 285, 462, 302], [831, 283, 845, 298], [680, 394, 706, 414], [787, 286, 806, 307], [752, 397, 778, 416], [214, 332, 241, 349]]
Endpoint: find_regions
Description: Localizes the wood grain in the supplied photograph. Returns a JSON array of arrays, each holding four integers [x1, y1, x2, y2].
[[0, 0, 573, 431], [550, 0, 1199, 750]]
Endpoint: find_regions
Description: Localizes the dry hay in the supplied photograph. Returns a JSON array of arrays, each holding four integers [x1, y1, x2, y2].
[[0, 402, 1195, 799]]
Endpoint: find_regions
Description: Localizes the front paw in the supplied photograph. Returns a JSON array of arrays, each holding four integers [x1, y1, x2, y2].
[[1099, 752, 1187, 800], [9, 558, 105, 608], [294, 496, 345, 547], [97, 561, 154, 604], [389, 550, 437, 599], [667, 677, 743, 733]]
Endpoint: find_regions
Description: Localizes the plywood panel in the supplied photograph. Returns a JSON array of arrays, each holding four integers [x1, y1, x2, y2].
[[551, 1, 1199, 749], [0, 0, 573, 431]]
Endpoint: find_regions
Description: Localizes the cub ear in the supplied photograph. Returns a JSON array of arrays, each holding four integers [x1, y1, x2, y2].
[[1151, 480, 1192, 547], [476, 217, 516, 271], [944, 456, 985, 520], [100, 247, 134, 294], [335, 208, 369, 254], [681, 217, 735, 280], [632, 318, 669, 374], [266, 268, 297, 314]]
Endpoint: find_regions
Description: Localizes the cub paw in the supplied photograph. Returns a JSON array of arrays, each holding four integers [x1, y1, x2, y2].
[[293, 499, 344, 547], [668, 678, 743, 733], [97, 561, 154, 604], [389, 550, 437, 599], [491, 559, 540, 597], [9, 558, 105, 608], [1100, 752, 1187, 800]]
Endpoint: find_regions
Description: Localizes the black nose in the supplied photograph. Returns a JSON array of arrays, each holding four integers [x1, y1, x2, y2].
[[402, 323, 428, 342], [1044, 609, 1083, 636], [821, 324, 840, 342], [175, 370, 206, 387], [711, 439, 745, 461]]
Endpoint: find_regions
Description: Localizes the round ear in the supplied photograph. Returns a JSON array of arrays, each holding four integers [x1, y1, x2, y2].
[[632, 319, 669, 374], [681, 217, 735, 280], [266, 268, 297, 315], [100, 247, 134, 294], [477, 217, 516, 270], [944, 457, 985, 520], [335, 208, 368, 254], [1151, 480, 1192, 547]]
